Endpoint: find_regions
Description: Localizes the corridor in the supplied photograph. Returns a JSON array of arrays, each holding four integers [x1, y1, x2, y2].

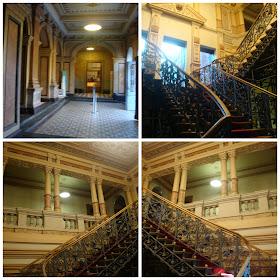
[[31, 101, 138, 138]]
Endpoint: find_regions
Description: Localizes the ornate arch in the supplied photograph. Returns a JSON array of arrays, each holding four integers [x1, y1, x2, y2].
[[39, 22, 53, 50], [71, 40, 118, 59]]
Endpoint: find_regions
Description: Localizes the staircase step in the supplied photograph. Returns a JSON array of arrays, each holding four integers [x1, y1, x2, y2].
[[231, 128, 266, 138], [232, 121, 253, 129]]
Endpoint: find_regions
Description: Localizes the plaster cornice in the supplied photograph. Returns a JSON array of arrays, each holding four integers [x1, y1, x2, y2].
[[147, 3, 206, 25]]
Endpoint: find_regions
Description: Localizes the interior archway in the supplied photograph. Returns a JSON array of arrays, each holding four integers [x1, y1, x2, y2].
[[38, 26, 50, 98], [74, 46, 113, 98], [114, 195, 126, 214]]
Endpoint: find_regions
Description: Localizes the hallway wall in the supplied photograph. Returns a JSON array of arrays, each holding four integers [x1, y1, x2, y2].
[[75, 49, 113, 93]]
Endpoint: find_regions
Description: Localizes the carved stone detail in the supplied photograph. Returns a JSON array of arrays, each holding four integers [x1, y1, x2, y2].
[[228, 150, 237, 158], [45, 166, 53, 174], [174, 165, 181, 173], [219, 152, 227, 160], [53, 168, 61, 176]]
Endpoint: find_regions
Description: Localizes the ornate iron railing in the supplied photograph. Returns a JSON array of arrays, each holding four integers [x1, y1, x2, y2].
[[142, 38, 231, 138], [20, 215, 108, 276], [20, 201, 138, 277], [193, 64, 277, 136], [142, 188, 276, 277], [212, 3, 277, 77]]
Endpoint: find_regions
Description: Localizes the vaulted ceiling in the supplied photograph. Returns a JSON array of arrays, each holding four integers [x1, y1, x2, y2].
[[43, 3, 138, 37]]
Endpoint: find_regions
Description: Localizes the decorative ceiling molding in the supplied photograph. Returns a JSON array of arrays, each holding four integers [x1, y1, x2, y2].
[[147, 3, 206, 25], [43, 3, 137, 37], [144, 142, 276, 179]]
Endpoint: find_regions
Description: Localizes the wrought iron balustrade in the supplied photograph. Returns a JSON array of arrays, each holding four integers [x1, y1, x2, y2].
[[193, 64, 277, 136], [212, 3, 277, 77], [20, 215, 108, 276], [142, 188, 276, 277], [142, 38, 231, 138], [20, 200, 138, 277]]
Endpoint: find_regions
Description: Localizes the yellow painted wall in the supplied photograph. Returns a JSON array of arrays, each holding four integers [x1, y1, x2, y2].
[[185, 172, 276, 202], [75, 49, 113, 92], [3, 184, 92, 215]]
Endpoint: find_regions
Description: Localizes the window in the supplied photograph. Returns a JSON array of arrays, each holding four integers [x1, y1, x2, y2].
[[200, 46, 216, 68], [141, 30, 148, 53], [161, 36, 187, 71]]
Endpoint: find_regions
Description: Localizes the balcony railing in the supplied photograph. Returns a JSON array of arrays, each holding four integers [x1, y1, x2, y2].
[[182, 189, 276, 220], [3, 207, 103, 233]]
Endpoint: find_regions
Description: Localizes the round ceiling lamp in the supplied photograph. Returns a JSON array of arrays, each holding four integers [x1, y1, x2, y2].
[[210, 180, 221, 187], [84, 24, 102, 31], [86, 47, 94, 51], [60, 192, 70, 198]]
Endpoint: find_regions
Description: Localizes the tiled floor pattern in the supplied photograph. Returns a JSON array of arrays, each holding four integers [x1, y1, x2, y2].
[[74, 93, 113, 98], [34, 101, 138, 138]]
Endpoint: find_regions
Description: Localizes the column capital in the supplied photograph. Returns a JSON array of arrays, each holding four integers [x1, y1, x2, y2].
[[145, 175, 153, 182], [219, 152, 227, 160], [228, 150, 237, 158], [53, 168, 61, 176], [174, 165, 181, 173], [3, 156, 9, 165], [90, 176, 96, 183], [97, 178, 103, 185], [181, 163, 190, 171], [45, 166, 53, 174], [123, 186, 131, 192]]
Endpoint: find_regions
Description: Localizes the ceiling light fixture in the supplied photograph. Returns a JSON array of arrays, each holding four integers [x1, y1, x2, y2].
[[210, 180, 221, 187], [86, 47, 94, 51], [60, 192, 70, 198], [84, 24, 102, 31]]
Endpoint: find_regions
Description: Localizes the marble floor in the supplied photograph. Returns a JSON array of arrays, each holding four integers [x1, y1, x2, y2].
[[33, 101, 138, 138]]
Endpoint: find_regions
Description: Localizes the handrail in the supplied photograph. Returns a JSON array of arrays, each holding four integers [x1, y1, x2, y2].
[[144, 188, 249, 243], [20, 215, 109, 273], [143, 188, 276, 276], [196, 64, 276, 98], [212, 3, 277, 73], [142, 38, 231, 138], [42, 200, 138, 276]]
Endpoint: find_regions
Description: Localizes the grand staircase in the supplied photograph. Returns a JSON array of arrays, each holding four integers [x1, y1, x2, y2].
[[142, 3, 277, 138], [142, 188, 277, 277], [20, 201, 138, 277]]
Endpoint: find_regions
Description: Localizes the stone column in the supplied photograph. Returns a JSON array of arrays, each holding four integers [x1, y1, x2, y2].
[[27, 5, 43, 111], [131, 186, 138, 202], [171, 165, 181, 203], [177, 164, 190, 206], [191, 22, 201, 73], [113, 57, 126, 96], [90, 177, 100, 216], [44, 166, 52, 211], [148, 9, 163, 47], [53, 168, 61, 212], [125, 187, 134, 205], [142, 175, 152, 196], [237, 9, 246, 33], [219, 152, 228, 197], [69, 58, 76, 94], [228, 150, 239, 195], [97, 179, 106, 216], [49, 29, 59, 99]]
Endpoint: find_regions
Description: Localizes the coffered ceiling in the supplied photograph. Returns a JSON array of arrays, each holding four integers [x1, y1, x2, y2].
[[43, 3, 138, 37], [36, 142, 138, 172]]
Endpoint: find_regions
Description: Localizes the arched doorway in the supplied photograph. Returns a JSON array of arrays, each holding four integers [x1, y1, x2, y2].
[[38, 26, 51, 100], [114, 195, 126, 214], [125, 47, 136, 111], [74, 46, 113, 98]]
